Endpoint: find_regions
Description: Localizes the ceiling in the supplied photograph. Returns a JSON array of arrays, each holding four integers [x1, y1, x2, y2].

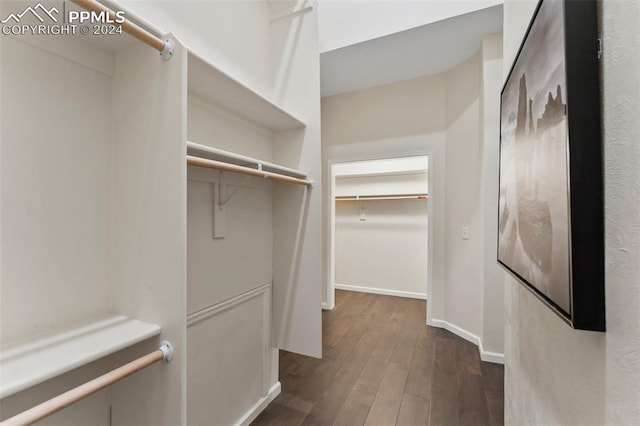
[[320, 5, 503, 97]]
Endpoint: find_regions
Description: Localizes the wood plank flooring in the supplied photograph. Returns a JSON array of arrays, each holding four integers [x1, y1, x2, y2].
[[252, 290, 504, 426]]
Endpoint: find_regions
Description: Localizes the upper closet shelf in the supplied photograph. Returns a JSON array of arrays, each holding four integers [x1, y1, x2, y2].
[[188, 52, 305, 131], [336, 194, 428, 201], [0, 315, 161, 399], [187, 141, 308, 179]]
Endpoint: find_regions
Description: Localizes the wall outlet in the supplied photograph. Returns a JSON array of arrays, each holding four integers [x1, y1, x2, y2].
[[462, 226, 470, 240]]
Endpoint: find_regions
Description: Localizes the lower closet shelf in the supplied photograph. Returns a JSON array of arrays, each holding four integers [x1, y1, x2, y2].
[[0, 315, 161, 399]]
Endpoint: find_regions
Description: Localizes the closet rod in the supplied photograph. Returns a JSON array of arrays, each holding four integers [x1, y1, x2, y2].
[[187, 155, 314, 187], [70, 0, 174, 60], [0, 343, 174, 426], [336, 194, 428, 201]]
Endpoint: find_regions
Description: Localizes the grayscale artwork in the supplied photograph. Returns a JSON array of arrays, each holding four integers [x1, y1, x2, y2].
[[498, 0, 571, 313]]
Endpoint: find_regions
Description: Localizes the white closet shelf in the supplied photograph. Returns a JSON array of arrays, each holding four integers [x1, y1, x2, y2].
[[187, 141, 308, 179], [188, 52, 305, 131], [0, 315, 161, 399], [336, 194, 428, 201]]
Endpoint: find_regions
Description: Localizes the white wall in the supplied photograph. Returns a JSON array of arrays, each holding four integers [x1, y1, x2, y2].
[[334, 169, 428, 298], [119, 0, 274, 97], [503, 0, 640, 424], [322, 73, 447, 320], [322, 73, 447, 144], [444, 52, 485, 340], [480, 33, 505, 356], [0, 36, 115, 426], [186, 168, 273, 423], [318, 0, 503, 52], [335, 199, 428, 298], [0, 37, 113, 343]]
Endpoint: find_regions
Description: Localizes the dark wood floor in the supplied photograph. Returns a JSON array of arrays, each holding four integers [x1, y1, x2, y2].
[[252, 290, 504, 426]]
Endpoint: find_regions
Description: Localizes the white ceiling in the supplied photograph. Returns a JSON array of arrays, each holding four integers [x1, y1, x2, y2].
[[317, 0, 503, 53], [320, 4, 503, 97]]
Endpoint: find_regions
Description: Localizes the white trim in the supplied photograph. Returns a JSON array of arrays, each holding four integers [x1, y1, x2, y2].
[[262, 286, 272, 395], [335, 284, 427, 300], [188, 286, 278, 425], [187, 283, 270, 327], [430, 319, 504, 365], [430, 319, 479, 345], [186, 283, 276, 420], [235, 381, 281, 426], [425, 153, 435, 330], [328, 150, 434, 327], [478, 340, 505, 364], [327, 163, 337, 311], [321, 302, 333, 310]]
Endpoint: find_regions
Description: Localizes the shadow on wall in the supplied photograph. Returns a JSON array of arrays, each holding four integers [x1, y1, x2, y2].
[[271, 1, 312, 107], [273, 183, 312, 349]]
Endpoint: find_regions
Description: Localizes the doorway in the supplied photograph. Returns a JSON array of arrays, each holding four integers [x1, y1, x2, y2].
[[327, 155, 434, 325]]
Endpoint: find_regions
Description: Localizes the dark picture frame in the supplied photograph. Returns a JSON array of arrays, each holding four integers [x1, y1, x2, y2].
[[498, 0, 605, 331]]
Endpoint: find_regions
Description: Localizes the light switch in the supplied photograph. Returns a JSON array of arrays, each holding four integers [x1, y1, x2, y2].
[[462, 226, 470, 240]]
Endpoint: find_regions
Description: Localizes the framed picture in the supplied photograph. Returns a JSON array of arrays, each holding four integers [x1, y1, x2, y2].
[[498, 0, 605, 331]]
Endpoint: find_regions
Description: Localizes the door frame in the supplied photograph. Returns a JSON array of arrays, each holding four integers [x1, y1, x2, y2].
[[325, 152, 435, 326]]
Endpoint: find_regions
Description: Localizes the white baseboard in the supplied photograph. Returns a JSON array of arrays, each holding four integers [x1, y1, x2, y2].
[[335, 283, 427, 300], [430, 319, 480, 345], [322, 302, 332, 310], [478, 340, 505, 364], [430, 319, 504, 365], [236, 381, 281, 426]]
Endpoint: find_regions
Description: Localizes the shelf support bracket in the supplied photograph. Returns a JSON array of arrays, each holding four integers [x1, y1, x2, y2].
[[213, 177, 227, 239], [219, 186, 239, 208], [219, 174, 251, 208], [213, 173, 252, 239]]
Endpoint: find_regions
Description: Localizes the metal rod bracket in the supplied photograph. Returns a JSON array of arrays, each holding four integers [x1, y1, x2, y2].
[[160, 39, 175, 60], [159, 341, 174, 362]]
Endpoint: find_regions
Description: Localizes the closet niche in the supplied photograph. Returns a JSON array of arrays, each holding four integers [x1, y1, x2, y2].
[[0, 31, 187, 425], [332, 157, 429, 300], [185, 52, 315, 425]]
